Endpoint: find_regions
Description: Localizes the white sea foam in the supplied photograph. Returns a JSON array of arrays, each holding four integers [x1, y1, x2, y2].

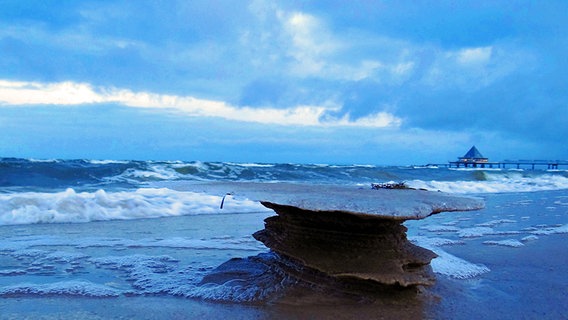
[[27, 158, 60, 163], [407, 173, 568, 194], [89, 254, 208, 296], [462, 228, 521, 238], [104, 162, 219, 184], [430, 249, 491, 279], [0, 233, 266, 300], [457, 227, 495, 238], [0, 246, 274, 301], [410, 236, 463, 247], [116, 166, 182, 182], [89, 254, 179, 269], [483, 239, 525, 248], [521, 235, 539, 242], [227, 162, 275, 168], [43, 251, 90, 263], [1, 234, 264, 252], [0, 188, 268, 225], [139, 237, 264, 251], [530, 224, 568, 235], [410, 236, 489, 279], [476, 219, 517, 227], [183, 279, 286, 302], [419, 225, 460, 232], [88, 159, 131, 165]]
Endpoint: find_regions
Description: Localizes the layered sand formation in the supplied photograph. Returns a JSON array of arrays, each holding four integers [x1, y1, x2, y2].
[[183, 182, 484, 297], [254, 202, 438, 287]]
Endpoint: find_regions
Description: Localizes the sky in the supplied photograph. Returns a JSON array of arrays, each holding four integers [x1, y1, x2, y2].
[[0, 0, 567, 165]]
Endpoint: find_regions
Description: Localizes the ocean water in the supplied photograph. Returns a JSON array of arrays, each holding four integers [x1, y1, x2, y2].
[[1, 158, 567, 319]]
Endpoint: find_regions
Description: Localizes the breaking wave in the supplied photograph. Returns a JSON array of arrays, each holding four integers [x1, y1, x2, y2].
[[407, 172, 568, 194], [0, 188, 267, 225], [2, 157, 567, 194]]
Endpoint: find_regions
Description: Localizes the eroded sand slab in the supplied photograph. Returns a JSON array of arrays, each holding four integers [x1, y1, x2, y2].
[[181, 182, 484, 220], [183, 182, 484, 291]]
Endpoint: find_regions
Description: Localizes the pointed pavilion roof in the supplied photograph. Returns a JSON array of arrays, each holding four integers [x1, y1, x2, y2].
[[460, 146, 486, 160]]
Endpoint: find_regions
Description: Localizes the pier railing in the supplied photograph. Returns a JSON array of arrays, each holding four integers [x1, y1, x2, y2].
[[445, 160, 568, 170]]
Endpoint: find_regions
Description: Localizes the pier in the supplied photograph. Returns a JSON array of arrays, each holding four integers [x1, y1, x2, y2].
[[447, 160, 567, 170], [429, 146, 568, 170]]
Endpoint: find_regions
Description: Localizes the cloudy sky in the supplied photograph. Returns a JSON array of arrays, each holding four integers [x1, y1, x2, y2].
[[0, 0, 566, 164]]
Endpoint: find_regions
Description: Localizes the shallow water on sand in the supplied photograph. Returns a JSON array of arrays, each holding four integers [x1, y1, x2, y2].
[[1, 190, 567, 319], [410, 190, 568, 319]]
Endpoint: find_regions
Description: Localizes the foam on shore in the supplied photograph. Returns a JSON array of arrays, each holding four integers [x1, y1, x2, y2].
[[410, 236, 490, 279]]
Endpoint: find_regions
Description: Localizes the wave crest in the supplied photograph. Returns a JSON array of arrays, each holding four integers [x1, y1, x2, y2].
[[0, 188, 267, 225], [407, 173, 568, 194]]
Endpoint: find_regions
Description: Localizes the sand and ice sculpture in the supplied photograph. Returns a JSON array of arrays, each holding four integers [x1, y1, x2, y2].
[[185, 182, 484, 300]]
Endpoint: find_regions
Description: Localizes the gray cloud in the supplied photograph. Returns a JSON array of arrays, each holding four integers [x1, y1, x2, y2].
[[1, 0, 567, 162]]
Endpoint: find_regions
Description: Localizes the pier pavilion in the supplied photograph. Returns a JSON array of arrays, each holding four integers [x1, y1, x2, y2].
[[448, 146, 491, 168]]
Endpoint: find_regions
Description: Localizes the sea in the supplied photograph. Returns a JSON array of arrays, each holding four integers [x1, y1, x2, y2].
[[1, 157, 567, 319]]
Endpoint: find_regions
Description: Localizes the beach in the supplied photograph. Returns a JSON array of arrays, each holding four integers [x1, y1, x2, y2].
[[1, 191, 567, 319], [3, 1, 568, 318], [0, 159, 567, 319]]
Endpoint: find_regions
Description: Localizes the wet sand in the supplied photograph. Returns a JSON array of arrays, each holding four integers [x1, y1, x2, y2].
[[1, 190, 567, 319], [2, 234, 565, 320], [429, 234, 568, 319]]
